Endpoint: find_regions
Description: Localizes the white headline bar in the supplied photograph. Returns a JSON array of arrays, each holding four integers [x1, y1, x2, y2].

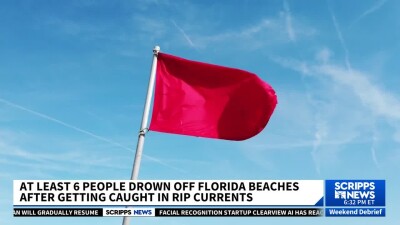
[[13, 180, 323, 206]]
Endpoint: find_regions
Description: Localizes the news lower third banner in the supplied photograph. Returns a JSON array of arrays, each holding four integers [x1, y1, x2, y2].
[[12, 180, 385, 217]]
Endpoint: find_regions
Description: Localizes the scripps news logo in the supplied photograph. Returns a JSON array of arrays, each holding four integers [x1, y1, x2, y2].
[[334, 181, 375, 201], [325, 180, 385, 207]]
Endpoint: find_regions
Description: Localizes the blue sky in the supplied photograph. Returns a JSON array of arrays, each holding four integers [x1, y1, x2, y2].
[[1, 0, 399, 224]]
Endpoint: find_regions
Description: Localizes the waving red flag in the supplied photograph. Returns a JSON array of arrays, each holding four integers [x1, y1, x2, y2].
[[149, 53, 277, 141]]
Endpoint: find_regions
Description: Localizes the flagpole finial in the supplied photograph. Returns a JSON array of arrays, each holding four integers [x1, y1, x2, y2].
[[153, 45, 160, 55]]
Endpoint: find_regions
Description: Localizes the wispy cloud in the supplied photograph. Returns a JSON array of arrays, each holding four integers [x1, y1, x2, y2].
[[171, 20, 196, 48], [0, 97, 183, 172], [0, 140, 128, 170], [191, 15, 314, 49], [245, 138, 352, 151], [324, 8, 399, 172], [371, 131, 381, 169], [128, 3, 314, 51], [133, 15, 167, 40], [194, 19, 274, 47], [273, 56, 400, 121], [312, 116, 328, 174], [270, 56, 311, 75], [281, 42, 400, 120], [316, 64, 400, 120], [330, 11, 352, 71], [272, 50, 400, 172], [315, 47, 332, 64], [0, 135, 133, 177], [283, 0, 296, 41], [237, 20, 274, 37], [132, 0, 171, 11], [0, 97, 135, 153], [353, 0, 388, 24]]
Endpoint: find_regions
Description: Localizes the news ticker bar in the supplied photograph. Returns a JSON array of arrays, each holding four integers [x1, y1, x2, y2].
[[14, 208, 323, 217], [13, 207, 386, 217]]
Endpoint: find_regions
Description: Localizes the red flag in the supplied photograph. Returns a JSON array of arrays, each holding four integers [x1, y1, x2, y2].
[[149, 53, 277, 141]]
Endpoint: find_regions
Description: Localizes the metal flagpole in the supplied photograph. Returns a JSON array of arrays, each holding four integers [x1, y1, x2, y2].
[[122, 45, 160, 225]]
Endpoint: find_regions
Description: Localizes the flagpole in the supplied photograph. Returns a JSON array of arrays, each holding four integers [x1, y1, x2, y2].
[[122, 45, 160, 225]]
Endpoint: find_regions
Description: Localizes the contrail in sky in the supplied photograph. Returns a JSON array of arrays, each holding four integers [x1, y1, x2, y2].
[[0, 97, 184, 172], [171, 20, 196, 48]]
